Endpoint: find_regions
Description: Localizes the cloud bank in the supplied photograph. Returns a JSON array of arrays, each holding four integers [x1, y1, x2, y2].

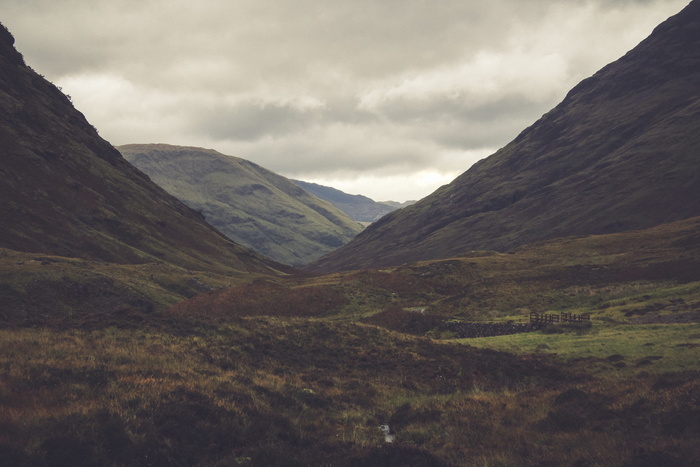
[[0, 0, 689, 200]]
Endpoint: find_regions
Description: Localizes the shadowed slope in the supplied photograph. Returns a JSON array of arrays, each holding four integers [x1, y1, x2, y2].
[[307, 1, 700, 273], [0, 23, 287, 276]]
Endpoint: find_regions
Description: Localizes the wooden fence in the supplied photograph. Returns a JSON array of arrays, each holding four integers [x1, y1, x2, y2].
[[530, 312, 591, 325], [560, 312, 591, 323]]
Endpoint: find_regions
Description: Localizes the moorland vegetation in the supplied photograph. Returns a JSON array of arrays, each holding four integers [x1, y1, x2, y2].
[[2, 3, 700, 465], [2, 217, 699, 466]]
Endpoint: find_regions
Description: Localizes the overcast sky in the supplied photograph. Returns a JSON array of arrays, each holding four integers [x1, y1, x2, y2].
[[0, 0, 689, 201]]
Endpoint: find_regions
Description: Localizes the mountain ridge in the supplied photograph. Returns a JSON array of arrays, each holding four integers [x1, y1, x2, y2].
[[307, 0, 700, 273], [292, 179, 414, 223]]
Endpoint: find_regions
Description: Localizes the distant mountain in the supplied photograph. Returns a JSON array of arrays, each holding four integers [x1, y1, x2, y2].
[[292, 180, 414, 223], [307, 1, 700, 273], [0, 23, 286, 280], [120, 144, 364, 266], [380, 200, 416, 210]]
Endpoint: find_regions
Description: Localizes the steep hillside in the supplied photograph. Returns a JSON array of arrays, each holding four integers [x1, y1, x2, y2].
[[307, 1, 700, 273], [119, 144, 363, 266], [293, 180, 413, 223], [0, 22, 288, 312]]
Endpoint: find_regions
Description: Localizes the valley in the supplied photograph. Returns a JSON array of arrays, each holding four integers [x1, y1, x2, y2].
[[2, 216, 698, 465], [1, 2, 700, 465]]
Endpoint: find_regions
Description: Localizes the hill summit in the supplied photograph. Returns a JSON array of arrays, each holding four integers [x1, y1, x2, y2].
[[119, 144, 363, 266], [308, 0, 700, 273]]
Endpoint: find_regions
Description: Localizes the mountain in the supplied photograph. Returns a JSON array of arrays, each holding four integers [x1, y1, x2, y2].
[[292, 180, 414, 223], [4, 18, 698, 467], [381, 200, 416, 210], [119, 144, 363, 266], [307, 1, 700, 273], [0, 22, 290, 323]]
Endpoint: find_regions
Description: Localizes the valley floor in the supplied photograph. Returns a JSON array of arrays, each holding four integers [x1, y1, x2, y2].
[[1, 318, 699, 466], [2, 218, 699, 465]]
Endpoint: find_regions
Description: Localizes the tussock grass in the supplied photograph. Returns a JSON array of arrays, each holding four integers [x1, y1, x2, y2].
[[1, 219, 699, 464], [1, 320, 699, 466], [0, 248, 256, 327]]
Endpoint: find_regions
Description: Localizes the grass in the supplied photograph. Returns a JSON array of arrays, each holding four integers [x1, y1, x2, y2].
[[4, 216, 698, 330], [1, 217, 699, 464], [461, 323, 700, 377], [1, 320, 699, 466], [0, 248, 265, 327]]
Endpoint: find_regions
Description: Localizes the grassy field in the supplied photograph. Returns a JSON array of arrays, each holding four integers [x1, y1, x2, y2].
[[1, 318, 699, 466], [462, 323, 700, 377]]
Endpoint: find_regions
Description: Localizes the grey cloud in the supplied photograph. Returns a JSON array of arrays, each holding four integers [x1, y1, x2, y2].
[[195, 100, 326, 141], [3, 1, 546, 83], [0, 0, 689, 200], [210, 121, 438, 177], [442, 95, 559, 147]]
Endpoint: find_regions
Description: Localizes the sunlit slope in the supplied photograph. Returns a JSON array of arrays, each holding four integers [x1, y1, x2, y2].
[[120, 144, 363, 266]]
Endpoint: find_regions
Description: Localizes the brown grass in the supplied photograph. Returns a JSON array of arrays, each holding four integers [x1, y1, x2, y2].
[[1, 321, 698, 466], [1, 219, 699, 465]]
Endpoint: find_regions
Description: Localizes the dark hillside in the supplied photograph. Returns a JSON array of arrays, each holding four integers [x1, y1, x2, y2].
[[0, 23, 285, 275], [308, 1, 700, 273]]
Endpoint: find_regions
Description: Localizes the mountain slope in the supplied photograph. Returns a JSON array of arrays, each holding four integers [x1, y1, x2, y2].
[[292, 180, 413, 223], [0, 23, 285, 276], [119, 144, 363, 266], [307, 1, 700, 273]]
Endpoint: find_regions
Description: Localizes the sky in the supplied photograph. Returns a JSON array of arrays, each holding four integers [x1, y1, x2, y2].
[[0, 0, 690, 202]]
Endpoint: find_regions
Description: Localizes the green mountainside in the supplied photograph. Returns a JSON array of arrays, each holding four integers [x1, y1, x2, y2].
[[119, 144, 363, 266], [307, 0, 700, 273], [292, 179, 415, 223]]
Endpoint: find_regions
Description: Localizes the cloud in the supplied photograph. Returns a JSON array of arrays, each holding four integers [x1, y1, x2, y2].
[[193, 96, 327, 141], [0, 0, 689, 200], [57, 72, 189, 143], [358, 50, 567, 114]]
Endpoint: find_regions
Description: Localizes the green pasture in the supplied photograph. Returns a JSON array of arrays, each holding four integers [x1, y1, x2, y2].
[[460, 323, 700, 376]]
